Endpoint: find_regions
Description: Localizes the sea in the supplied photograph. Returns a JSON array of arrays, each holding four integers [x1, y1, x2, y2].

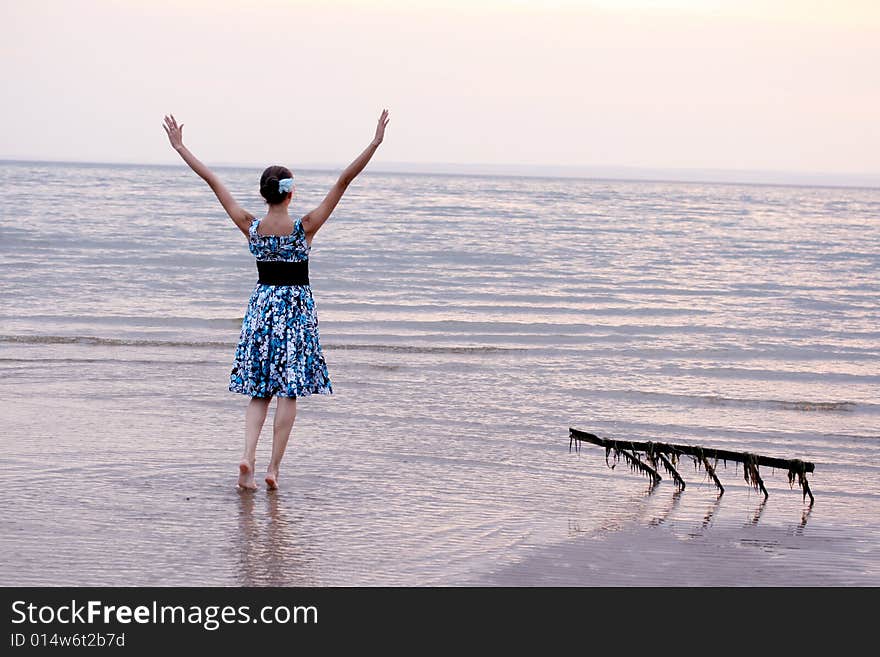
[[1, 160, 878, 585]]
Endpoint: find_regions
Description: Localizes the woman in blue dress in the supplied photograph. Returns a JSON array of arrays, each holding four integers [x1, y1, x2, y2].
[[163, 110, 390, 490]]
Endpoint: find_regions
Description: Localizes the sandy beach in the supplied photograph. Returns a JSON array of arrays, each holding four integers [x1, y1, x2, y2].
[[2, 345, 876, 587], [486, 490, 876, 587]]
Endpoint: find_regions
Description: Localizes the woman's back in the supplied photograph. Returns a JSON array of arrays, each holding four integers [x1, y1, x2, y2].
[[248, 217, 310, 263]]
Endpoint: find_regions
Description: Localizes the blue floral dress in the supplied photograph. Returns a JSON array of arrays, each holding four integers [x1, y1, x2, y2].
[[229, 217, 333, 398]]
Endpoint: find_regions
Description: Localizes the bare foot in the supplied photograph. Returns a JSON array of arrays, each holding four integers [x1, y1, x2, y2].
[[265, 467, 279, 490], [237, 460, 257, 491]]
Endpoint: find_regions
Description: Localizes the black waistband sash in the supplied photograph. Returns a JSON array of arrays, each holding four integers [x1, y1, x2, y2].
[[256, 260, 310, 286]]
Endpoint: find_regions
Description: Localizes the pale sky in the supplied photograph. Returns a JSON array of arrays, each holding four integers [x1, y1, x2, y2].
[[2, 0, 879, 179]]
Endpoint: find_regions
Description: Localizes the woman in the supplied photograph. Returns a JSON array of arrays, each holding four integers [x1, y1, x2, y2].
[[163, 109, 390, 491]]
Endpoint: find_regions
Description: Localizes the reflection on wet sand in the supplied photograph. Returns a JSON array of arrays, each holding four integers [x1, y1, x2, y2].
[[746, 498, 768, 527], [235, 491, 316, 586], [795, 503, 814, 535], [699, 494, 723, 532], [648, 489, 682, 527], [585, 473, 819, 546], [587, 481, 661, 535]]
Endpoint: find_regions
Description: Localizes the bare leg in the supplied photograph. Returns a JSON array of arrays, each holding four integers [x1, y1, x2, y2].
[[266, 396, 297, 489], [238, 396, 270, 490]]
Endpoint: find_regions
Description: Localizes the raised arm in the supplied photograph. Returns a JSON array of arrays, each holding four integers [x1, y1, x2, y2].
[[163, 114, 253, 237], [301, 109, 390, 241]]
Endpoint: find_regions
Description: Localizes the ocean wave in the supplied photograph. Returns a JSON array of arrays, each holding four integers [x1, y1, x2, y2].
[[0, 357, 219, 366], [0, 334, 524, 355], [623, 389, 864, 412], [704, 395, 858, 412], [0, 335, 231, 349], [325, 343, 523, 354]]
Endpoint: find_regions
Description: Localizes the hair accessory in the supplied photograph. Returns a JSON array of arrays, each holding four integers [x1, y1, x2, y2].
[[278, 177, 294, 194]]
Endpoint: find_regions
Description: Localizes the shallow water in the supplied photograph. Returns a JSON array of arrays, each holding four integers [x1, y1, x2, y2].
[[1, 161, 878, 585]]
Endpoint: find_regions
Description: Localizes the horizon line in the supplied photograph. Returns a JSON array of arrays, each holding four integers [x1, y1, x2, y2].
[[2, 156, 879, 191]]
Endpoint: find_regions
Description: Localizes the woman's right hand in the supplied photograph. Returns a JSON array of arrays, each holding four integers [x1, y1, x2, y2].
[[163, 114, 185, 151], [372, 109, 390, 146]]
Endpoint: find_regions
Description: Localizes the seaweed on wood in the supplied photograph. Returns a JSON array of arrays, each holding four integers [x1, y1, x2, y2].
[[602, 443, 662, 484], [657, 451, 686, 490], [570, 428, 814, 503], [787, 459, 815, 504], [699, 454, 724, 495], [743, 453, 768, 498]]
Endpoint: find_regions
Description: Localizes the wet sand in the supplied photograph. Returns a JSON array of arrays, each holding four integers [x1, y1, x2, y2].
[[2, 374, 877, 587], [486, 504, 876, 587], [2, 338, 879, 587]]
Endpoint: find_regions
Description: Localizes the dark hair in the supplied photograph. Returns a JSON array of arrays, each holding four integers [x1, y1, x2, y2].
[[259, 165, 293, 205]]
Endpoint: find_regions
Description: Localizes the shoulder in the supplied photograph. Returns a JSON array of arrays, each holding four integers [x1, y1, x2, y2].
[[299, 211, 312, 232], [297, 215, 313, 247], [248, 217, 262, 238]]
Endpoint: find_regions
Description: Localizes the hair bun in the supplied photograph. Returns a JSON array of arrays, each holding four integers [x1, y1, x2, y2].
[[259, 165, 293, 205]]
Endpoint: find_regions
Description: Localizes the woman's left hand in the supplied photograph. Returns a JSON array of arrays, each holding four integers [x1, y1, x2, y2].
[[163, 114, 185, 151], [372, 109, 390, 146]]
